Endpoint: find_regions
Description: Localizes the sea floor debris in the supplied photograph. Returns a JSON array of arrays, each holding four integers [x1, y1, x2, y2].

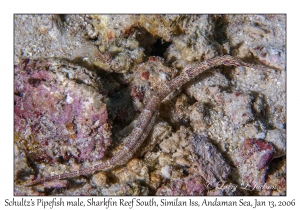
[[14, 14, 286, 195]]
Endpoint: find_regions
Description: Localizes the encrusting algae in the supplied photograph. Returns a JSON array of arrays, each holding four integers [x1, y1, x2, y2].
[[14, 14, 285, 196]]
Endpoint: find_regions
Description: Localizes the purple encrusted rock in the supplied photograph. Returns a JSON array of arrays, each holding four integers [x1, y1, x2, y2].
[[189, 134, 232, 187], [14, 59, 111, 164], [235, 138, 275, 190], [156, 176, 207, 196]]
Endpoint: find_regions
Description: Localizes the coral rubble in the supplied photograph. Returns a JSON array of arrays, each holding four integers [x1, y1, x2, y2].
[[14, 14, 286, 196]]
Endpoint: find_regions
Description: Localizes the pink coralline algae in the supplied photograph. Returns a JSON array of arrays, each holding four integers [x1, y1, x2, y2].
[[235, 138, 275, 189], [14, 59, 111, 165], [156, 176, 207, 196]]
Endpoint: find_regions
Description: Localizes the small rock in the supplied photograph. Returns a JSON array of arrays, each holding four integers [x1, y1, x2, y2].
[[160, 165, 171, 179], [189, 134, 231, 187], [91, 172, 108, 187], [235, 138, 275, 190], [265, 129, 286, 158]]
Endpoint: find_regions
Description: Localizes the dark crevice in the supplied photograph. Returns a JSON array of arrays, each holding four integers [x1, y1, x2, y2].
[[211, 15, 229, 45], [58, 14, 67, 22], [95, 70, 137, 148], [268, 156, 286, 177], [25, 156, 40, 179], [149, 38, 172, 57], [250, 91, 276, 130], [16, 168, 32, 182], [126, 26, 171, 58]]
